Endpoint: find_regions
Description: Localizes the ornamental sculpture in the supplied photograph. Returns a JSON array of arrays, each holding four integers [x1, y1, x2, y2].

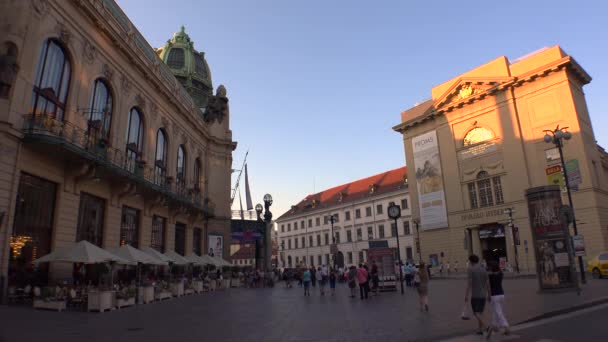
[[204, 85, 229, 124]]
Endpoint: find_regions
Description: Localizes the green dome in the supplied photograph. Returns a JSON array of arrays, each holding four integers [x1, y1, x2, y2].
[[157, 26, 213, 109]]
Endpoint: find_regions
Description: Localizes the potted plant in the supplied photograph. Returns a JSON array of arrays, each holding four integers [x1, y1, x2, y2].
[[116, 287, 136, 308], [33, 286, 67, 312]]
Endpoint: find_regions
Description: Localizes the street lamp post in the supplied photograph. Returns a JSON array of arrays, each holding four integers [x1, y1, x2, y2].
[[504, 208, 520, 274], [414, 220, 422, 263], [388, 204, 404, 295], [543, 125, 586, 284], [329, 214, 336, 269]]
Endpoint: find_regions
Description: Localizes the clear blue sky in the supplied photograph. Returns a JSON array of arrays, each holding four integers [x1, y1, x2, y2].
[[117, 0, 608, 218]]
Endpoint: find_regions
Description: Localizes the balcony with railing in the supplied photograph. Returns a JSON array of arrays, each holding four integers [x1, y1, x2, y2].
[[21, 114, 214, 217]]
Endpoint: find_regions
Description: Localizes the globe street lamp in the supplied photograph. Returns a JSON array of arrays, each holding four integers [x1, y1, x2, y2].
[[329, 214, 336, 269], [543, 125, 586, 284], [263, 194, 273, 271], [413, 219, 422, 263], [254, 203, 264, 270], [388, 203, 404, 295]]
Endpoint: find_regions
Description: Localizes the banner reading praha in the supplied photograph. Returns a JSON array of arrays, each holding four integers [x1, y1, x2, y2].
[[412, 130, 448, 230]]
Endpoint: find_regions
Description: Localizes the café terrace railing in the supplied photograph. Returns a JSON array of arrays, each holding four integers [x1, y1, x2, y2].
[[21, 114, 214, 217]]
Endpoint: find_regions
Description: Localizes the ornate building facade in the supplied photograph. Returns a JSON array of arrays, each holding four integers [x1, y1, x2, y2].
[[276, 167, 413, 269], [0, 0, 236, 298], [394, 46, 608, 272]]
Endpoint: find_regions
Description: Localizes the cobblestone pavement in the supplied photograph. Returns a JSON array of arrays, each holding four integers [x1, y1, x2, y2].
[[1, 278, 606, 342]]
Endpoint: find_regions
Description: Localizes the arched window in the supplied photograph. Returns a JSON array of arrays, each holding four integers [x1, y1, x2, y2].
[[154, 129, 167, 185], [193, 157, 201, 190], [88, 79, 113, 140], [176, 145, 186, 189], [167, 48, 185, 69], [31, 39, 71, 120], [125, 108, 144, 167], [463, 127, 494, 146]]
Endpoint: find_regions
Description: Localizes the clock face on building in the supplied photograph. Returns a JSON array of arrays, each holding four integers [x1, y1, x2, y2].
[[388, 205, 401, 219]]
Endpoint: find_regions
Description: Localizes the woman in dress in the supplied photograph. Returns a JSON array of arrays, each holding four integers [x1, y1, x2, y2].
[[416, 262, 430, 312], [487, 261, 510, 337]]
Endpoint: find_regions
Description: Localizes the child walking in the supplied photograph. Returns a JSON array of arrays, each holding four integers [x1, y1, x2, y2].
[[329, 270, 337, 296]]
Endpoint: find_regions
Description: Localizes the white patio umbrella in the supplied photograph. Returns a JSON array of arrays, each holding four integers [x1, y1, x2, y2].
[[108, 245, 167, 266], [141, 247, 173, 264], [34, 240, 132, 265], [200, 254, 221, 267], [163, 250, 189, 266], [185, 254, 208, 266], [108, 245, 167, 287], [34, 240, 133, 287]]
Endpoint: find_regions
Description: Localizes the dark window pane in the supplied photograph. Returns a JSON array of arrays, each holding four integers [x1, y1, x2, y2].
[[120, 206, 140, 247], [167, 48, 185, 69], [76, 193, 105, 247], [151, 216, 166, 252], [175, 223, 186, 255]]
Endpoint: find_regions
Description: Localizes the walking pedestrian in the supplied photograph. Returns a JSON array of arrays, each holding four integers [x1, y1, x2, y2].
[[303, 268, 311, 296], [454, 260, 459, 273], [357, 264, 369, 300], [311, 267, 317, 287], [446, 261, 451, 275], [487, 261, 510, 337], [348, 265, 357, 298], [464, 254, 491, 336], [416, 262, 430, 312], [371, 260, 380, 295], [404, 262, 413, 287], [318, 266, 327, 296], [329, 270, 337, 296]]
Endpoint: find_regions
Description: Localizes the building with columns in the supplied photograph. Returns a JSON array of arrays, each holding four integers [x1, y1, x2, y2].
[[276, 167, 413, 269], [0, 0, 235, 297], [393, 46, 608, 272]]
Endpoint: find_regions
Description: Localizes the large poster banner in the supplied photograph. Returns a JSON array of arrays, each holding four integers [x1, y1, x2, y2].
[[208, 234, 224, 258], [412, 130, 448, 230]]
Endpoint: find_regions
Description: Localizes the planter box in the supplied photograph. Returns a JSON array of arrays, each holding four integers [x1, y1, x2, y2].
[[193, 281, 204, 293], [117, 297, 135, 309], [33, 299, 66, 312], [87, 291, 115, 313], [142, 286, 155, 304], [171, 282, 184, 297], [155, 291, 172, 301]]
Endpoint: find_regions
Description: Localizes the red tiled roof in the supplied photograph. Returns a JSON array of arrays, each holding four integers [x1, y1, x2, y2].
[[277, 166, 407, 220], [230, 245, 255, 260]]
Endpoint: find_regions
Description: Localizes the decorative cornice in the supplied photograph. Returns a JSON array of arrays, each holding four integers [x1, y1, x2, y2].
[[73, 0, 236, 150]]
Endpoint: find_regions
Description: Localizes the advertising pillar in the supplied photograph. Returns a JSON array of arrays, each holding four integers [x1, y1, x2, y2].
[[525, 185, 577, 291]]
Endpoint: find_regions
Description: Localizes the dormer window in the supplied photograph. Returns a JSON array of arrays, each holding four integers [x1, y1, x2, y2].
[[369, 184, 377, 194]]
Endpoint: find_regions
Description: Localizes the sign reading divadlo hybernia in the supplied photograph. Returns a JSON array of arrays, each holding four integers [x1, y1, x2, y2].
[[208, 234, 223, 258], [412, 130, 448, 230]]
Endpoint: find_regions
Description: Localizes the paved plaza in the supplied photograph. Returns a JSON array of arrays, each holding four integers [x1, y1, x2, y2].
[[1, 277, 607, 342]]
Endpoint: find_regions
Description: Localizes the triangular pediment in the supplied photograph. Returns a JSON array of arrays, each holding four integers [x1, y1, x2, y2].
[[434, 77, 513, 111]]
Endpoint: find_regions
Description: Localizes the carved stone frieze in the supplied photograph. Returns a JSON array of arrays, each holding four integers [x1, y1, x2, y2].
[[83, 40, 96, 64], [32, 0, 49, 17], [135, 93, 146, 110], [121, 74, 131, 95], [55, 22, 72, 46], [102, 63, 113, 81]]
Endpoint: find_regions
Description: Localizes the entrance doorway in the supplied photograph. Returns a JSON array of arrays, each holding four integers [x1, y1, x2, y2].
[[479, 224, 507, 264]]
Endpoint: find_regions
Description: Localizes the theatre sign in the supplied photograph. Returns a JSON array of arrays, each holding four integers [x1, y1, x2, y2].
[[460, 208, 505, 224]]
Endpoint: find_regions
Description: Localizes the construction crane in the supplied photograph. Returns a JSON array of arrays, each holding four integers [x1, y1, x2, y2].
[[230, 150, 248, 206]]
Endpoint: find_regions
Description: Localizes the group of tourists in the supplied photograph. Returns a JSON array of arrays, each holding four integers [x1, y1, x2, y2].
[[300, 265, 337, 296], [283, 254, 509, 339]]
